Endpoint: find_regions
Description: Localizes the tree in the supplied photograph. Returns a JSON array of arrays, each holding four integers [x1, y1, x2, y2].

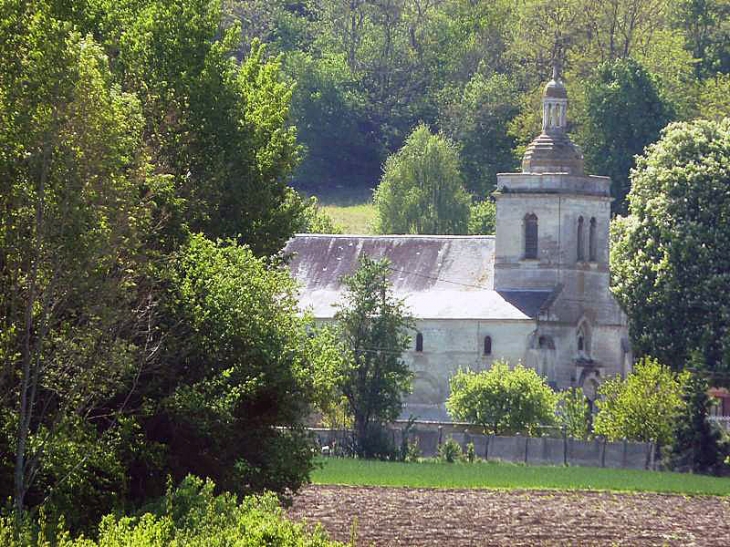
[[447, 362, 557, 437], [132, 234, 332, 498], [610, 118, 730, 371], [580, 58, 674, 213], [671, 0, 730, 78], [373, 124, 471, 234], [437, 73, 520, 195], [334, 256, 413, 457], [593, 357, 688, 446], [0, 3, 154, 518], [556, 388, 591, 440], [667, 371, 726, 474], [468, 200, 497, 235]]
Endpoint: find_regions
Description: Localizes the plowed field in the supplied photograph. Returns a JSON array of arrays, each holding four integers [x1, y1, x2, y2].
[[289, 485, 730, 546]]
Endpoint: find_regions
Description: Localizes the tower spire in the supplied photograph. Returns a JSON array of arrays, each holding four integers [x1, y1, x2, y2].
[[520, 67, 584, 175]]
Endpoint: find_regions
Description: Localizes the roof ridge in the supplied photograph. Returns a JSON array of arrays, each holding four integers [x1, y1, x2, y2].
[[293, 233, 496, 239]]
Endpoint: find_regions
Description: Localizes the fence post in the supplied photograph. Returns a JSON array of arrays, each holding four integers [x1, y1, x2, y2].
[[524, 435, 529, 464], [562, 424, 567, 466], [600, 436, 607, 468]]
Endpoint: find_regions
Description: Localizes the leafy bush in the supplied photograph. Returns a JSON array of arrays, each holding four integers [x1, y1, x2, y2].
[[556, 388, 591, 440], [404, 438, 422, 463], [466, 442, 476, 463], [468, 200, 496, 235], [0, 476, 343, 546], [594, 357, 687, 445], [447, 362, 557, 435], [438, 438, 463, 463]]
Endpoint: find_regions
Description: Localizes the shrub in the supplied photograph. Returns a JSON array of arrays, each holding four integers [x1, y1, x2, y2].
[[404, 438, 422, 463], [0, 476, 343, 546], [438, 438, 463, 463], [447, 362, 557, 435], [466, 442, 476, 463]]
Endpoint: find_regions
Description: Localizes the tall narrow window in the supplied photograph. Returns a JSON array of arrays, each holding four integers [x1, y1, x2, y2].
[[524, 213, 538, 259], [577, 216, 585, 261], [589, 217, 597, 262], [415, 333, 423, 352], [484, 336, 492, 355]]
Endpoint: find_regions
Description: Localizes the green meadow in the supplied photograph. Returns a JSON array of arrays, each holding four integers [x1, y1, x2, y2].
[[312, 457, 730, 496]]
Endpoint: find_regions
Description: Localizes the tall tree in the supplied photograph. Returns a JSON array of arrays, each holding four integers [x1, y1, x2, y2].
[[334, 256, 413, 457], [667, 369, 726, 474], [0, 1, 154, 516], [611, 118, 730, 371], [580, 58, 673, 212], [374, 124, 471, 234], [132, 235, 330, 499], [438, 73, 520, 195]]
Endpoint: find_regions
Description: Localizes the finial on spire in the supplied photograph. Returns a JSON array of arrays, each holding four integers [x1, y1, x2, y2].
[[552, 57, 562, 82]]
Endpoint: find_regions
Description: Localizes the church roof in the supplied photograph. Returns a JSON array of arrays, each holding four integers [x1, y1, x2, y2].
[[284, 234, 552, 321]]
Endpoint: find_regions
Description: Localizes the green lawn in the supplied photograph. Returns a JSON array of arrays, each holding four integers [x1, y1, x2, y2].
[[302, 185, 378, 234], [312, 458, 730, 496], [322, 202, 376, 234]]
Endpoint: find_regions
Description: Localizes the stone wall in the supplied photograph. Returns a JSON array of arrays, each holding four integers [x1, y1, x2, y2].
[[312, 425, 657, 471]]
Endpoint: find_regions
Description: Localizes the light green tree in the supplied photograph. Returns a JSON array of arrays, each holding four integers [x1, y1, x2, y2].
[[468, 200, 497, 235], [610, 118, 730, 371], [374, 124, 471, 235], [447, 362, 557, 436], [593, 357, 688, 445]]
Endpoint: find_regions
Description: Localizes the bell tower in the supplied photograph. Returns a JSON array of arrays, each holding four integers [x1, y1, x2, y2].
[[493, 65, 612, 297]]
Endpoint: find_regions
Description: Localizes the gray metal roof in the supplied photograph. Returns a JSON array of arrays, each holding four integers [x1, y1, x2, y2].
[[284, 234, 551, 320]]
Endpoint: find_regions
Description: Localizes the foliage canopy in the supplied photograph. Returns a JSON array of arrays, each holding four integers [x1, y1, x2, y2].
[[593, 358, 688, 445], [374, 124, 471, 235], [447, 362, 557, 436], [333, 256, 414, 457], [611, 118, 730, 371]]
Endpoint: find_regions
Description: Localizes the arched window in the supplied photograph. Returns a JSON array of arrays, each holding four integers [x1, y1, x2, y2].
[[415, 332, 423, 352], [484, 336, 492, 355], [589, 217, 597, 262], [577, 322, 591, 356], [577, 216, 585, 261], [524, 213, 538, 259]]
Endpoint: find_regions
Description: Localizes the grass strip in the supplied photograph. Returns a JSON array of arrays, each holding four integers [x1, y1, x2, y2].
[[312, 457, 730, 496]]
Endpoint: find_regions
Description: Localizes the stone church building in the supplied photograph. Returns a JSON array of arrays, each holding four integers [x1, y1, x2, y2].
[[285, 72, 632, 421]]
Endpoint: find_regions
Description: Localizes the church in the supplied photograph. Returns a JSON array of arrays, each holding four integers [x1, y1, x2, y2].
[[285, 70, 632, 421]]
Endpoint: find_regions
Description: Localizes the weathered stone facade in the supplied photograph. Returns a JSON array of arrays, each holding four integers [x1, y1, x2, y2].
[[285, 71, 631, 421]]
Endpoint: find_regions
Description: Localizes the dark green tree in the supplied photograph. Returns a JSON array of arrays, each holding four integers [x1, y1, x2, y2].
[[611, 119, 730, 371], [580, 58, 674, 213], [133, 235, 332, 499], [334, 256, 413, 457], [438, 73, 520, 195], [667, 371, 726, 475], [671, 0, 730, 78]]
